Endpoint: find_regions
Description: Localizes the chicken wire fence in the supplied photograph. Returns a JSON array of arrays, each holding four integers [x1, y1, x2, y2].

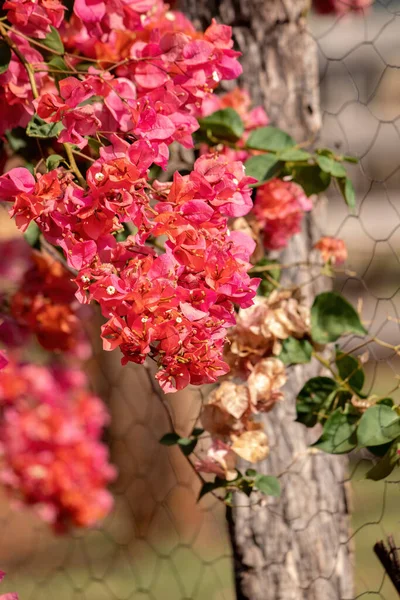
[[1, 2, 400, 599]]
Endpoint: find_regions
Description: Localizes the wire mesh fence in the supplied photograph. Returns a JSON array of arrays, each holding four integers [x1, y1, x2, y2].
[[0, 2, 400, 599]]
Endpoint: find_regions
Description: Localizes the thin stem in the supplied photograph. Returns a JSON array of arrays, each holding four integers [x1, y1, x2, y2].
[[0, 22, 38, 98], [64, 143, 86, 187]]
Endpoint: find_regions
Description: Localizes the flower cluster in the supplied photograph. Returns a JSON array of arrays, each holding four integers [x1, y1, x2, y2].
[[201, 87, 269, 161], [196, 358, 286, 478], [313, 0, 372, 14], [314, 236, 347, 266], [0, 152, 258, 392], [0, 361, 115, 531], [226, 290, 311, 377], [0, 239, 91, 359], [253, 178, 313, 250]]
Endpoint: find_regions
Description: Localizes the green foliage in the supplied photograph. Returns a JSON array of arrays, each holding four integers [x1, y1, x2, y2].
[[0, 41, 11, 75], [315, 154, 347, 178], [159, 432, 180, 446], [197, 108, 244, 143], [365, 442, 399, 481], [27, 115, 63, 138], [357, 405, 400, 448], [296, 377, 338, 427], [41, 26, 65, 54], [254, 474, 281, 496], [278, 148, 311, 161], [47, 56, 69, 82], [46, 154, 64, 170], [246, 126, 295, 152], [251, 258, 281, 296], [290, 164, 331, 196], [244, 154, 281, 183], [311, 292, 367, 344], [279, 337, 313, 365], [5, 129, 27, 153], [335, 350, 365, 393], [312, 409, 358, 454], [23, 221, 40, 248], [337, 177, 356, 210]]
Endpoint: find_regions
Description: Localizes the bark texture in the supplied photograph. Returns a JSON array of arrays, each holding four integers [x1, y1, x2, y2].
[[178, 1, 354, 599]]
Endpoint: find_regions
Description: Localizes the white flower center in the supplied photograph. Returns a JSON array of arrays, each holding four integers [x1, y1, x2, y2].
[[106, 285, 116, 296]]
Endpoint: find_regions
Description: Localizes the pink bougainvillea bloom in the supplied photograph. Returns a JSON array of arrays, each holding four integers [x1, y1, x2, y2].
[[253, 178, 312, 250], [314, 236, 348, 265]]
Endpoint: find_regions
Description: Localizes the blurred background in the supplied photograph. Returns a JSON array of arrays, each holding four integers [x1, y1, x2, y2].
[[0, 2, 400, 599]]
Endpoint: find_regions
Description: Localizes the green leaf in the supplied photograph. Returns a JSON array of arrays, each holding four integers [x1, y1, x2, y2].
[[5, 130, 27, 153], [357, 405, 400, 448], [26, 115, 63, 139], [159, 432, 180, 446], [191, 428, 204, 437], [337, 177, 356, 211], [342, 155, 359, 164], [290, 164, 331, 196], [198, 108, 244, 143], [47, 56, 69, 81], [279, 148, 311, 161], [316, 155, 347, 178], [244, 154, 280, 183], [246, 126, 295, 152], [254, 474, 281, 496], [177, 437, 198, 456], [23, 221, 40, 248], [41, 26, 64, 54], [296, 377, 339, 427], [251, 258, 281, 297], [335, 350, 364, 392], [279, 337, 313, 365], [313, 409, 358, 454], [311, 292, 367, 344], [245, 469, 257, 478], [365, 442, 399, 481], [0, 41, 11, 75], [198, 477, 229, 501], [46, 154, 64, 170]]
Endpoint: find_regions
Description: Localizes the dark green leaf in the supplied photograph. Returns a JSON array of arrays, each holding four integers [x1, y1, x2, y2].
[[357, 405, 400, 448], [0, 41, 11, 75], [159, 432, 180, 446], [335, 350, 364, 392], [290, 164, 331, 196], [279, 337, 313, 365], [367, 441, 393, 458], [198, 480, 223, 501], [245, 469, 257, 478], [342, 155, 359, 164], [365, 442, 399, 481], [41, 26, 64, 54], [254, 474, 281, 496], [311, 292, 367, 344], [198, 108, 244, 143], [313, 409, 358, 454], [26, 115, 63, 139], [316, 155, 347, 178], [279, 148, 311, 161], [192, 428, 204, 437], [246, 126, 295, 152], [296, 377, 338, 427], [47, 56, 69, 81], [244, 154, 281, 183], [23, 221, 40, 248], [177, 437, 197, 456], [46, 154, 64, 170], [337, 177, 356, 211]]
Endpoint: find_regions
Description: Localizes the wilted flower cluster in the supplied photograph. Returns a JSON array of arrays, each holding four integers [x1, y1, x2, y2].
[[0, 361, 115, 531], [253, 179, 313, 250], [196, 359, 286, 479], [226, 290, 311, 376]]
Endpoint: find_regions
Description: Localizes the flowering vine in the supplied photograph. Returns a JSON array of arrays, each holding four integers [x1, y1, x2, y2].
[[0, 0, 397, 526]]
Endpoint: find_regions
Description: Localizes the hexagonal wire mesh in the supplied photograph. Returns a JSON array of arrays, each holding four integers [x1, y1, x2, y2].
[[1, 2, 400, 599]]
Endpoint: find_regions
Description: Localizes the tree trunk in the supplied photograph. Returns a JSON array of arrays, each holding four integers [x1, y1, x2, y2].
[[179, 1, 354, 599]]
